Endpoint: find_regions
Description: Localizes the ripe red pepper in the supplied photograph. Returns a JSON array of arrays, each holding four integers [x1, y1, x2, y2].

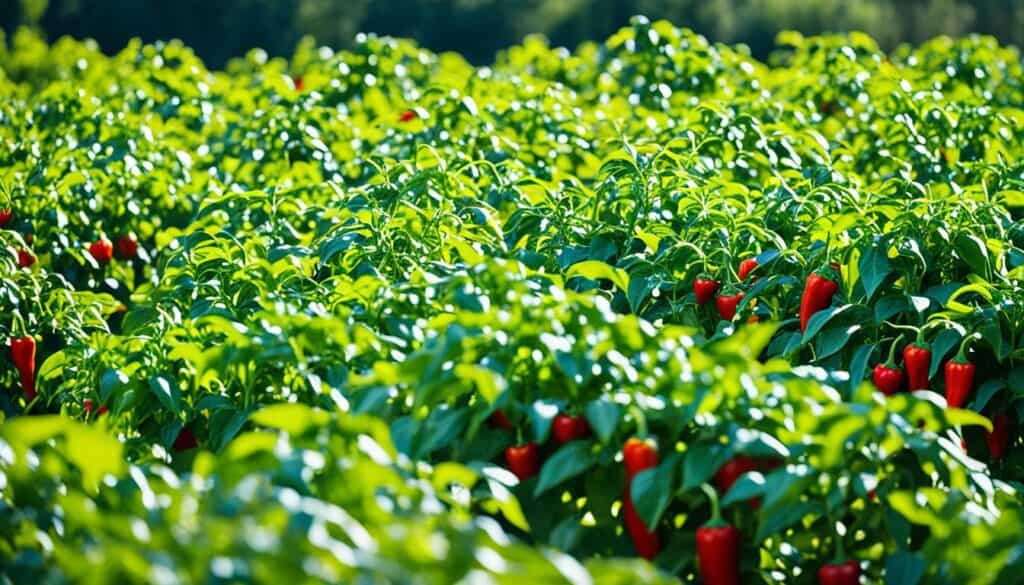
[[400, 109, 416, 122], [173, 427, 199, 451], [115, 235, 138, 259], [716, 291, 745, 321], [505, 443, 540, 480], [89, 239, 114, 265], [697, 484, 740, 585], [738, 258, 758, 281], [0, 209, 11, 228], [17, 249, 35, 268], [490, 409, 513, 429], [799, 265, 840, 332], [944, 355, 975, 410], [818, 560, 860, 585], [903, 340, 932, 391], [552, 413, 590, 444], [293, 75, 304, 91], [986, 413, 1011, 461], [623, 438, 660, 559], [694, 275, 720, 306], [83, 398, 108, 417], [715, 456, 757, 493], [872, 339, 904, 396], [10, 335, 36, 401]]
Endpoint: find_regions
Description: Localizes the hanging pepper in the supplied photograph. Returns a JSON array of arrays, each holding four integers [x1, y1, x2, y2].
[[552, 413, 590, 444], [716, 290, 745, 322], [89, 239, 114, 265], [10, 335, 36, 401], [818, 560, 860, 585], [872, 338, 904, 396], [903, 334, 932, 392], [17, 249, 35, 268], [944, 339, 975, 409], [986, 414, 1012, 461], [799, 265, 840, 332], [623, 438, 660, 560], [83, 398, 108, 417], [293, 75, 304, 91], [115, 235, 138, 260], [505, 443, 540, 480], [738, 258, 759, 281], [697, 484, 740, 585], [694, 275, 721, 306], [490, 409, 513, 430], [0, 208, 11, 228], [400, 110, 417, 122]]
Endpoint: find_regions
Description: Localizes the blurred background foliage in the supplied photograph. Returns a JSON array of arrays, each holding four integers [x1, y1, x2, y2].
[[0, 0, 1023, 68]]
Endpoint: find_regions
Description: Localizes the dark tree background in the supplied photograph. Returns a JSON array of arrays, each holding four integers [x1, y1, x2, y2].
[[1, 0, 1022, 67]]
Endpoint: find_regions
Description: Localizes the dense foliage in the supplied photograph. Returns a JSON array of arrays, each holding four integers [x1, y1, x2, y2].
[[2, 18, 1024, 584]]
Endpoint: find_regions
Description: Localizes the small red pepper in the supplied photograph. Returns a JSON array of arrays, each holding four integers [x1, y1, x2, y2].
[[694, 275, 720, 306], [490, 409, 513, 430], [505, 443, 540, 480], [872, 338, 905, 396], [716, 291, 745, 321], [799, 265, 840, 332], [17, 249, 35, 268], [10, 335, 36, 401], [0, 209, 11, 228], [903, 337, 932, 392], [83, 398, 108, 417], [986, 413, 1012, 461], [738, 258, 759, 281], [697, 484, 740, 585], [818, 560, 860, 585], [552, 413, 590, 444], [623, 438, 660, 560], [400, 110, 416, 122], [173, 427, 199, 451], [944, 341, 975, 409], [293, 75, 304, 91], [89, 239, 114, 265], [115, 235, 138, 259]]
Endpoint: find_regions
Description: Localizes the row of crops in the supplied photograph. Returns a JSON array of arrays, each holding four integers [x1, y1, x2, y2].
[[2, 17, 1024, 584]]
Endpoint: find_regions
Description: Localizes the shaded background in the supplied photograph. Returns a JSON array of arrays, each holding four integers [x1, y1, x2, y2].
[[1, 0, 1023, 67]]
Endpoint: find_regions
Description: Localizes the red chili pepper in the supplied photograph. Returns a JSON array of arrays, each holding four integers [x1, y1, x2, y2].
[[552, 413, 590, 444], [696, 484, 740, 585], [694, 275, 720, 306], [115, 235, 138, 259], [715, 456, 757, 493], [490, 409, 513, 430], [903, 340, 932, 391], [505, 443, 540, 480], [293, 75, 304, 91], [17, 249, 35, 268], [0, 209, 11, 228], [872, 338, 904, 396], [83, 398, 108, 417], [738, 258, 759, 281], [400, 110, 416, 122], [10, 335, 36, 401], [623, 438, 660, 559], [986, 413, 1012, 461], [944, 350, 975, 409], [818, 560, 860, 585], [89, 239, 114, 265], [799, 265, 840, 332], [716, 291, 745, 321], [173, 427, 199, 451]]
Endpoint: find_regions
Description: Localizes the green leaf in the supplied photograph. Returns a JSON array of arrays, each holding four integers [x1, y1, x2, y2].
[[534, 441, 597, 497], [567, 260, 629, 293], [954, 233, 989, 275], [632, 453, 679, 528], [859, 242, 891, 300], [721, 471, 766, 507], [884, 551, 925, 585], [849, 343, 874, 397], [928, 328, 963, 379], [250, 404, 327, 435], [148, 375, 181, 416], [756, 501, 820, 542], [682, 442, 731, 490], [584, 399, 622, 444]]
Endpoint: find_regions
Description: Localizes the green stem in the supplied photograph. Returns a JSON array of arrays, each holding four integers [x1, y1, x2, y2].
[[884, 335, 903, 367], [700, 483, 725, 527]]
